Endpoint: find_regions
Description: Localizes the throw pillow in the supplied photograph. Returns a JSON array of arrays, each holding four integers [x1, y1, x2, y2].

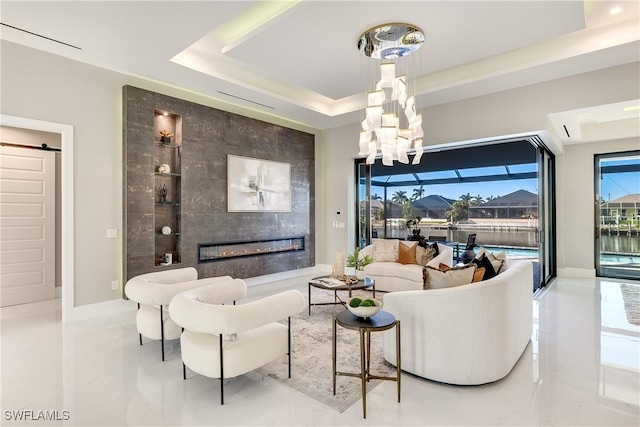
[[424, 263, 476, 289], [416, 245, 436, 266], [438, 263, 451, 271], [472, 253, 497, 280], [472, 267, 486, 282], [420, 240, 440, 257], [476, 248, 505, 274], [372, 239, 398, 262], [397, 241, 418, 264]]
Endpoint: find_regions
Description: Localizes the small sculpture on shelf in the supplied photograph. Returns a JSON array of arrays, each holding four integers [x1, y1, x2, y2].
[[159, 183, 168, 203], [159, 129, 173, 144]]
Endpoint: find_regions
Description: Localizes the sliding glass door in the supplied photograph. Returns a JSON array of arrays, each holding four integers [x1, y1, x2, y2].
[[537, 147, 556, 289], [594, 151, 640, 279]]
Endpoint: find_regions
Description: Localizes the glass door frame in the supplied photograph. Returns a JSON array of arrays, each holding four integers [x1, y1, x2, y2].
[[537, 146, 556, 288], [594, 150, 640, 279]]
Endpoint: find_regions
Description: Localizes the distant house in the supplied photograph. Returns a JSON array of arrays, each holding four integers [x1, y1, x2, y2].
[[359, 198, 385, 216], [470, 189, 538, 219], [412, 195, 455, 219], [600, 194, 640, 220]]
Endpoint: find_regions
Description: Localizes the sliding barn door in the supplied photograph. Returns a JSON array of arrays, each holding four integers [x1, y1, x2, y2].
[[0, 145, 55, 307]]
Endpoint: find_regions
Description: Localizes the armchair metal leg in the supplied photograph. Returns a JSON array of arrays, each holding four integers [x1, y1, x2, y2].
[[287, 316, 292, 378], [219, 334, 224, 405], [183, 362, 186, 380], [160, 305, 165, 361], [137, 303, 142, 346]]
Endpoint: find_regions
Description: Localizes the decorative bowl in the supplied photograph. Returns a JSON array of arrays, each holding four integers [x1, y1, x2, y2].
[[347, 298, 382, 318]]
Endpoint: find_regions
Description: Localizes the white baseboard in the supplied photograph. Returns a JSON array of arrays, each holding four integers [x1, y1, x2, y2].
[[557, 267, 596, 279], [63, 298, 137, 323]]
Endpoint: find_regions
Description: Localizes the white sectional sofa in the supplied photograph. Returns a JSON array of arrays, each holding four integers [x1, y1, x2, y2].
[[382, 259, 533, 385], [360, 241, 453, 292]]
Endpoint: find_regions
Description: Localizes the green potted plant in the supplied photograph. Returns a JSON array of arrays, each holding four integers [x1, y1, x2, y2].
[[405, 216, 423, 240], [346, 247, 374, 280]]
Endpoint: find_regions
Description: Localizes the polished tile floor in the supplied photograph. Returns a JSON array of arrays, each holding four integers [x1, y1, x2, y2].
[[1, 276, 639, 426]]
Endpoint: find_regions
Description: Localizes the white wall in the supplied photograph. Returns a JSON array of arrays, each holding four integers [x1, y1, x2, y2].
[[1, 40, 318, 307], [318, 62, 640, 276]]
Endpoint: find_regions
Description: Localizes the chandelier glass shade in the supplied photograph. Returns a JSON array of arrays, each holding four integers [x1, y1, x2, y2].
[[357, 23, 425, 166]]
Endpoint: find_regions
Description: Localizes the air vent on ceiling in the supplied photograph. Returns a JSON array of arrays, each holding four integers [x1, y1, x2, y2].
[[217, 91, 274, 110], [0, 22, 81, 50]]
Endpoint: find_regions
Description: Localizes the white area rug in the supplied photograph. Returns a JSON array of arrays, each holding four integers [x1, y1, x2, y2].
[[258, 288, 396, 413], [621, 283, 640, 326]]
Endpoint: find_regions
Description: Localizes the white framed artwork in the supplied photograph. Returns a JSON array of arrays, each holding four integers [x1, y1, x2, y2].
[[227, 155, 291, 212]]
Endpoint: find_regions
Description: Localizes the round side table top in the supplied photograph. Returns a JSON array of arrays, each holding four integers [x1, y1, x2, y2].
[[335, 309, 396, 331]]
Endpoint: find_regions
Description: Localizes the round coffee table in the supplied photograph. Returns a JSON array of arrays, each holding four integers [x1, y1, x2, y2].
[[308, 276, 375, 315]]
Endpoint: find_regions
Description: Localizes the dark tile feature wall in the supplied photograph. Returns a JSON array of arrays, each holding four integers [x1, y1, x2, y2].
[[123, 86, 315, 281]]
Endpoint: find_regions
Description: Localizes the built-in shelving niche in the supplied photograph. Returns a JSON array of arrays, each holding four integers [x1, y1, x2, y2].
[[154, 110, 182, 266]]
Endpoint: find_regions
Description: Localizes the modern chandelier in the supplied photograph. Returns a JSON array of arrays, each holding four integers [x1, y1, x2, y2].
[[357, 23, 425, 166]]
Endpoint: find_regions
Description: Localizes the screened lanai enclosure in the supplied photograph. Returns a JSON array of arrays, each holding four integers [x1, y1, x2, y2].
[[357, 137, 640, 285], [356, 136, 555, 290]]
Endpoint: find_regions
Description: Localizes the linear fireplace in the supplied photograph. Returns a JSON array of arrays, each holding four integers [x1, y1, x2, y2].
[[198, 237, 305, 263]]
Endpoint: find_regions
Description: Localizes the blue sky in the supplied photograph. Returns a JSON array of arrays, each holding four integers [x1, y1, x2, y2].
[[599, 157, 640, 202], [600, 172, 640, 201]]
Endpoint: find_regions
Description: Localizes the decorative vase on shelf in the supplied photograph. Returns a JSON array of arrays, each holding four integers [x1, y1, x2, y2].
[[159, 183, 168, 203], [160, 136, 171, 144]]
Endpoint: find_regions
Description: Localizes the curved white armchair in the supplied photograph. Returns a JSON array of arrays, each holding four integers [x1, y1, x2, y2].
[[124, 267, 233, 361], [382, 260, 533, 385], [169, 281, 305, 404]]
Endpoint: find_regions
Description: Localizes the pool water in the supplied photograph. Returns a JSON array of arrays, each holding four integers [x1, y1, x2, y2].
[[480, 245, 640, 265]]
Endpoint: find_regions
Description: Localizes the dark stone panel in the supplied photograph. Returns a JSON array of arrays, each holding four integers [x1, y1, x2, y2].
[[124, 85, 315, 281], [126, 255, 154, 282]]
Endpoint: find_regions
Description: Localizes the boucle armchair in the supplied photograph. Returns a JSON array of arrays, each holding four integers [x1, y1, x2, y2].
[[124, 267, 233, 361], [169, 280, 305, 404]]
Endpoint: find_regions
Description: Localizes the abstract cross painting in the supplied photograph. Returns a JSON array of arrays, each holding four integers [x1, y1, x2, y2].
[[227, 155, 291, 212]]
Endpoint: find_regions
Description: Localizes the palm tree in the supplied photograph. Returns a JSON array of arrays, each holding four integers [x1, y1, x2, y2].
[[471, 194, 484, 205], [455, 193, 472, 221], [446, 200, 468, 223], [391, 190, 408, 205], [371, 193, 382, 200], [459, 193, 472, 204], [486, 195, 496, 202], [411, 185, 425, 201]]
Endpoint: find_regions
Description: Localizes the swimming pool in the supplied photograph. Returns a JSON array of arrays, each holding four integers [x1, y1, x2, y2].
[[480, 245, 640, 265]]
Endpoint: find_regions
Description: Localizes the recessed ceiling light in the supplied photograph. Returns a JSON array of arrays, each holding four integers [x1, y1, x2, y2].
[[609, 6, 622, 15]]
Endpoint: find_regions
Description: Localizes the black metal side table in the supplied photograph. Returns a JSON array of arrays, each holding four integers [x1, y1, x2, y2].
[[332, 310, 401, 418]]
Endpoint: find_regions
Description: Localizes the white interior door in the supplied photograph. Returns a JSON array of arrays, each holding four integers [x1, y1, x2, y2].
[[0, 145, 55, 307]]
